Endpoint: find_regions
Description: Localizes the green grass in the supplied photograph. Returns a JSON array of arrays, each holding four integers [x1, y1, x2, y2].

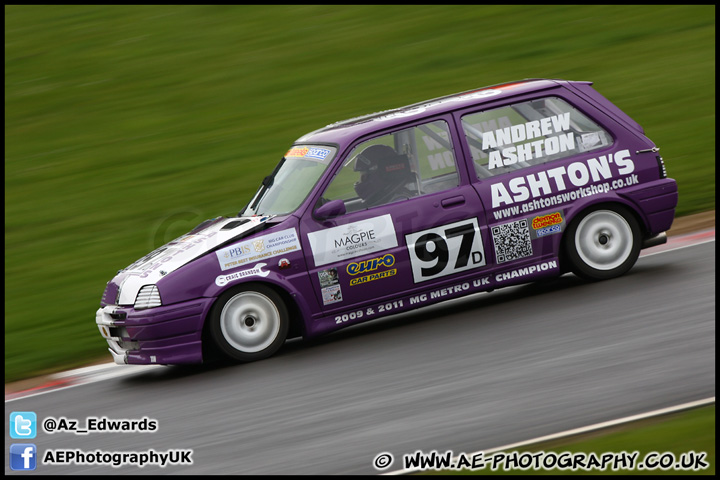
[[428, 405, 714, 475], [4, 5, 716, 381]]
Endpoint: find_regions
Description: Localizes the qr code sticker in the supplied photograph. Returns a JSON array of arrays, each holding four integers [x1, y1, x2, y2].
[[492, 219, 533, 264]]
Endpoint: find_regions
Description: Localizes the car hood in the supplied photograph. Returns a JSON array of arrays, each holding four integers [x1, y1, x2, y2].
[[113, 215, 274, 306]]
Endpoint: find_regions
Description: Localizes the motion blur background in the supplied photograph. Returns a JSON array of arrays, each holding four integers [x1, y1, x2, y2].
[[5, 5, 715, 381]]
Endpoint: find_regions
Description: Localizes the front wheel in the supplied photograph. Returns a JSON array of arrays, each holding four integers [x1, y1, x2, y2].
[[209, 284, 289, 362], [564, 206, 641, 281]]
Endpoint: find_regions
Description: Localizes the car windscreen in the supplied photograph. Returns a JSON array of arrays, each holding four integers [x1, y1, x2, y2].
[[241, 145, 337, 216]]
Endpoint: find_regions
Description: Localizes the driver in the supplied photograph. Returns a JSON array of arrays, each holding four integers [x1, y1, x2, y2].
[[353, 144, 417, 207]]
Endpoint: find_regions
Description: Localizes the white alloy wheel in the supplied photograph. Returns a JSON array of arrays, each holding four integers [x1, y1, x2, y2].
[[575, 210, 633, 271], [565, 206, 641, 281], [210, 285, 289, 362]]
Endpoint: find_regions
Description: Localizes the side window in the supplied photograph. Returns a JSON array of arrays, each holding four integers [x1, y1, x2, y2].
[[414, 120, 460, 193], [322, 120, 459, 213], [462, 97, 612, 179]]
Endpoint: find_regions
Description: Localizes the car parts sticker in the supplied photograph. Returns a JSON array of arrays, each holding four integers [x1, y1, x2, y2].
[[346, 254, 397, 286]]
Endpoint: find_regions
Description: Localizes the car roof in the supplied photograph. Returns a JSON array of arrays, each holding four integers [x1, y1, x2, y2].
[[295, 79, 585, 148]]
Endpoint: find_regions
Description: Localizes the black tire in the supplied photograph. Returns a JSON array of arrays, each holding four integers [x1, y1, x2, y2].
[[209, 284, 289, 362], [564, 205, 641, 281]]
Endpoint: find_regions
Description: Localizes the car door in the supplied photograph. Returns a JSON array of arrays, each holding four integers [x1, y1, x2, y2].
[[299, 117, 489, 316]]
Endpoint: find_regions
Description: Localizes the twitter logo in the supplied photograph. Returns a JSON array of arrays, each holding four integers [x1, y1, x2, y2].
[[10, 412, 37, 439]]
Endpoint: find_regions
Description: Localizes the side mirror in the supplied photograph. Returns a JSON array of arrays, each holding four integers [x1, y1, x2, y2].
[[314, 199, 346, 220]]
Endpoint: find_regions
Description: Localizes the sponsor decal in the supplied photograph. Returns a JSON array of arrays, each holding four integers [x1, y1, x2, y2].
[[409, 280, 476, 304], [346, 254, 395, 276], [350, 269, 397, 286], [318, 268, 339, 288], [346, 254, 396, 286], [286, 147, 309, 157], [406, 218, 486, 283], [216, 228, 301, 271], [491, 173, 640, 221], [536, 224, 562, 237], [286, 146, 332, 161], [530, 211, 565, 239], [308, 214, 398, 267], [490, 149, 635, 209], [327, 273, 498, 330], [495, 260, 558, 283], [306, 147, 332, 160], [581, 131, 603, 149], [531, 212, 563, 230], [215, 263, 270, 287], [319, 268, 343, 305], [322, 285, 343, 305], [483, 113, 574, 169]]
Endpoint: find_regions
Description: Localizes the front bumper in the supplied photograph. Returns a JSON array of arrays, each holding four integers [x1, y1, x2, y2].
[[96, 297, 215, 365]]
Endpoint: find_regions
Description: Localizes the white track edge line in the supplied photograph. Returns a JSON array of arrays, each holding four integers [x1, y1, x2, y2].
[[384, 396, 716, 475], [640, 237, 715, 257]]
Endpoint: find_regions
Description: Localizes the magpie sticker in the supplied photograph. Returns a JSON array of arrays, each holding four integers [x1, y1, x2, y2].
[[308, 214, 398, 267]]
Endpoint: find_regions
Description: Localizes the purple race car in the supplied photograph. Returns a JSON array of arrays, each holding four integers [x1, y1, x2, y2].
[[96, 79, 678, 365]]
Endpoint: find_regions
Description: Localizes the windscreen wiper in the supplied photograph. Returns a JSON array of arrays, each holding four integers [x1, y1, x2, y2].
[[244, 157, 286, 215]]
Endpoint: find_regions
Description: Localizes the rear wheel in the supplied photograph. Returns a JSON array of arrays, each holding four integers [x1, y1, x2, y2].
[[209, 284, 289, 362], [565, 205, 641, 281]]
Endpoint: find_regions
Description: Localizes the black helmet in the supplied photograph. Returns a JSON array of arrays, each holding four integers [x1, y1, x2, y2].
[[353, 145, 412, 205]]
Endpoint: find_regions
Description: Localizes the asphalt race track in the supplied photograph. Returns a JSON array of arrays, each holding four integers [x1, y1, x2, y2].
[[5, 239, 715, 475]]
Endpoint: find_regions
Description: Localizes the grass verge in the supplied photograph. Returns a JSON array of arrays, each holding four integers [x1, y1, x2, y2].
[[426, 405, 715, 475]]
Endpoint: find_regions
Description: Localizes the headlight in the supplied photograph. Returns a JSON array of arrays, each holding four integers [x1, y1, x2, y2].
[[134, 285, 162, 310]]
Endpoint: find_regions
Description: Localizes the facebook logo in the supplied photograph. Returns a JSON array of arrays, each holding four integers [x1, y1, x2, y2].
[[10, 444, 37, 471], [10, 411, 37, 439]]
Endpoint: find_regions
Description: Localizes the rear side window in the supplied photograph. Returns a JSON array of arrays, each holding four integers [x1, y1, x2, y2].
[[462, 97, 612, 179]]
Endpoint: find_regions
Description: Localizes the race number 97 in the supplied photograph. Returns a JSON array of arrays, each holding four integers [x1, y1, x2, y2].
[[405, 218, 486, 283]]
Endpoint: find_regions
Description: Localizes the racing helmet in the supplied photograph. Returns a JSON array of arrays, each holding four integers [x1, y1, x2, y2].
[[353, 144, 413, 205]]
